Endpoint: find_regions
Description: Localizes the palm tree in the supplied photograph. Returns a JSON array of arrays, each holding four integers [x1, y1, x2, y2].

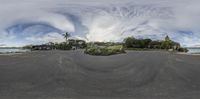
[[165, 35, 170, 41], [63, 32, 70, 43], [161, 35, 173, 49]]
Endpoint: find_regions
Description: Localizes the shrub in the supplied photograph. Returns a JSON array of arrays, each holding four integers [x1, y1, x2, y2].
[[178, 48, 188, 52], [55, 42, 72, 50], [85, 45, 125, 56]]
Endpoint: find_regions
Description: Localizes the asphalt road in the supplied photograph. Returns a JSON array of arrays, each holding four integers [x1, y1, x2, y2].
[[0, 50, 200, 99]]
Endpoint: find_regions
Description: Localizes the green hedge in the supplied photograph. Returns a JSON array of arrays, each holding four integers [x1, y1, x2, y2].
[[85, 45, 125, 56]]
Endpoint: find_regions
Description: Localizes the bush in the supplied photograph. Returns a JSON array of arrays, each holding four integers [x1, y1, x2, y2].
[[85, 45, 125, 56], [123, 36, 187, 52], [178, 48, 188, 52], [55, 42, 72, 50]]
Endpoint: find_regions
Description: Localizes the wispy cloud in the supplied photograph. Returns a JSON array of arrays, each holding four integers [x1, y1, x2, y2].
[[0, 44, 6, 47], [0, 0, 200, 47]]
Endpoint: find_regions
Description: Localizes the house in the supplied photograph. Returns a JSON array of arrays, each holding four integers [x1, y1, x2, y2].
[[172, 41, 181, 50], [31, 44, 52, 50], [149, 41, 162, 49], [68, 39, 86, 49]]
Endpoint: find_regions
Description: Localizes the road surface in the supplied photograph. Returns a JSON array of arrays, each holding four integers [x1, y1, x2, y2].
[[0, 50, 200, 99]]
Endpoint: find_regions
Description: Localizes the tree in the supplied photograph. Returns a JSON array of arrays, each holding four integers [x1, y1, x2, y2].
[[165, 35, 170, 41], [161, 35, 173, 49], [63, 32, 70, 42], [124, 37, 135, 48], [149, 41, 162, 49], [141, 39, 152, 48]]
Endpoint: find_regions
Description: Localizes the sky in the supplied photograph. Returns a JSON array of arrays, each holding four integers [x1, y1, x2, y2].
[[0, 0, 200, 47]]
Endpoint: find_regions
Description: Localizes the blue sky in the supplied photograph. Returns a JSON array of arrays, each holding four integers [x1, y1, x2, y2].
[[0, 0, 200, 47]]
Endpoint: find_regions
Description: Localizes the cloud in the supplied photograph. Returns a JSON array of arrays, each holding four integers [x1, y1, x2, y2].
[[25, 32, 65, 44], [0, 0, 200, 47]]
